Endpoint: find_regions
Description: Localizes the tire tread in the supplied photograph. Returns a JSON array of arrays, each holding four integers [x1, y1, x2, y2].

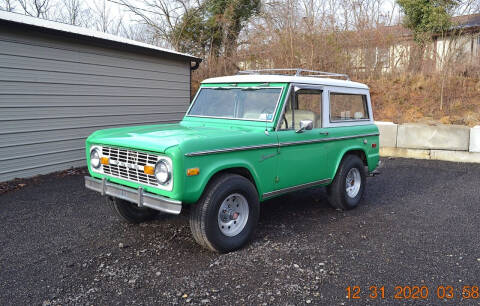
[[189, 173, 258, 253], [327, 154, 366, 210]]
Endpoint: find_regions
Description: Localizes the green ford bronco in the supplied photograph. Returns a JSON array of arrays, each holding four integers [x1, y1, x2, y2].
[[85, 69, 379, 253]]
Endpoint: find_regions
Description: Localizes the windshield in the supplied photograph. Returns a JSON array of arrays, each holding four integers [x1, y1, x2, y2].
[[187, 87, 282, 121]]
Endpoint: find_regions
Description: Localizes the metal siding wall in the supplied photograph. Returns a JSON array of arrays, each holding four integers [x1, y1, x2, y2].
[[0, 29, 191, 182]]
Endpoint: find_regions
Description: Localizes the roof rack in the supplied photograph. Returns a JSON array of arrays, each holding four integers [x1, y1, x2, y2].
[[237, 68, 350, 81]]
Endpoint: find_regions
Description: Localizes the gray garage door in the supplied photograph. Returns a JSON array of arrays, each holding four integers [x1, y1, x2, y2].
[[0, 26, 192, 182]]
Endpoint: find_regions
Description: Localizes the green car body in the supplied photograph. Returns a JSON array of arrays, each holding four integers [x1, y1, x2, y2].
[[85, 77, 379, 207]]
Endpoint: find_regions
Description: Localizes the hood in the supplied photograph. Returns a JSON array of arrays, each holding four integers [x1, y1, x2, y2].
[[86, 122, 256, 153]]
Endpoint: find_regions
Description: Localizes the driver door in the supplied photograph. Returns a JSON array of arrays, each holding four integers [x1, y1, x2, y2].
[[273, 85, 331, 191]]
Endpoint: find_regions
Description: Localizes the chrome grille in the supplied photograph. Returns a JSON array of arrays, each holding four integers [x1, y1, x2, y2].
[[101, 146, 159, 186]]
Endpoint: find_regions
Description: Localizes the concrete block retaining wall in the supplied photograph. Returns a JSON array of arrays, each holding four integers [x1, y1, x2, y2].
[[376, 122, 480, 163], [375, 121, 398, 148], [396, 123, 470, 151], [470, 126, 480, 153]]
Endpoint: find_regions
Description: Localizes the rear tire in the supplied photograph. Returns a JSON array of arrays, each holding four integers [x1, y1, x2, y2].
[[189, 174, 260, 253], [107, 197, 159, 223], [327, 154, 366, 210]]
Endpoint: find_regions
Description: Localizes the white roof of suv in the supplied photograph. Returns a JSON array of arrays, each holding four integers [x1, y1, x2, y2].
[[202, 74, 369, 89]]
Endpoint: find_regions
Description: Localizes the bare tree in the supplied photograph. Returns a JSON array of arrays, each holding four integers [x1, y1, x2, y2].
[[90, 0, 126, 34], [112, 0, 196, 48], [456, 0, 480, 15], [0, 0, 16, 11], [92, 0, 112, 32], [61, 0, 84, 25], [17, 0, 51, 18]]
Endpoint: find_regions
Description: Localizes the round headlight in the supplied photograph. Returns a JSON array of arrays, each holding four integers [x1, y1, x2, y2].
[[154, 160, 171, 184], [90, 148, 101, 169]]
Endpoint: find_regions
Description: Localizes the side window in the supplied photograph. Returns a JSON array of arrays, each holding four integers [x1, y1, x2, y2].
[[296, 90, 322, 129], [280, 89, 322, 130], [329, 93, 369, 121]]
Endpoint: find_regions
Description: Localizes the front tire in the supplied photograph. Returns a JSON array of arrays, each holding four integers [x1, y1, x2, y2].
[[107, 197, 159, 223], [189, 174, 260, 253], [327, 154, 366, 210]]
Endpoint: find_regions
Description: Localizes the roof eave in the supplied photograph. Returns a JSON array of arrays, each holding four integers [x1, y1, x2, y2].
[[0, 17, 202, 65]]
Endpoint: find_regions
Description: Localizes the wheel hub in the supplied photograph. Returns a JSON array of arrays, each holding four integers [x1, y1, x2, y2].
[[346, 168, 361, 198], [217, 193, 249, 237]]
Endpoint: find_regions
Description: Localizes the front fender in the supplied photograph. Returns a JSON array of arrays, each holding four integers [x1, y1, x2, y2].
[[181, 156, 265, 204]]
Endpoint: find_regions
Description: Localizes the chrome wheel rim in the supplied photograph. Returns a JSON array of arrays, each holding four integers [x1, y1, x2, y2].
[[346, 168, 361, 198], [217, 193, 249, 237]]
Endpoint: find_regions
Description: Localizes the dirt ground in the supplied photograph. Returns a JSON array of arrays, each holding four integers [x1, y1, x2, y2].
[[1, 158, 479, 305]]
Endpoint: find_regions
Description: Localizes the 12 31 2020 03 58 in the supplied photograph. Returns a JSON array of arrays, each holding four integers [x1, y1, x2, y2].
[[346, 285, 479, 301]]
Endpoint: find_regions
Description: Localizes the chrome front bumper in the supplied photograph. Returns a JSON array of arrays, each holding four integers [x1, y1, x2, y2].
[[85, 176, 182, 215]]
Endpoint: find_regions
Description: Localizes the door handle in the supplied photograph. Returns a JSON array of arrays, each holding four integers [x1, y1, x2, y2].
[[319, 131, 329, 135]]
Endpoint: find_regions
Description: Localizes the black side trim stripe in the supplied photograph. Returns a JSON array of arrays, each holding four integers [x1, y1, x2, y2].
[[279, 133, 379, 147], [184, 133, 379, 157], [184, 143, 278, 157], [263, 178, 332, 198]]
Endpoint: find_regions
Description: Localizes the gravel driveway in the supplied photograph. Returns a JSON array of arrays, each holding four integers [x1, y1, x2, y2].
[[1, 158, 479, 305]]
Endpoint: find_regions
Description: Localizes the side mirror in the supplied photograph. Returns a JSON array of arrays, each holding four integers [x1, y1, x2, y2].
[[296, 120, 313, 133]]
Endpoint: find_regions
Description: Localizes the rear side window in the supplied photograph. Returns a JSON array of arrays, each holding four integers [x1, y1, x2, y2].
[[329, 93, 369, 121]]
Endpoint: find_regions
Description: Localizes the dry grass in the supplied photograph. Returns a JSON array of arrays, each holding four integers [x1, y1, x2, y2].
[[368, 75, 480, 126]]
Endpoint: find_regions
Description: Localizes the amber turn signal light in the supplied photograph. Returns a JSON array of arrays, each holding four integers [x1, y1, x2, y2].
[[144, 165, 155, 175], [100, 157, 109, 165], [187, 168, 200, 176]]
